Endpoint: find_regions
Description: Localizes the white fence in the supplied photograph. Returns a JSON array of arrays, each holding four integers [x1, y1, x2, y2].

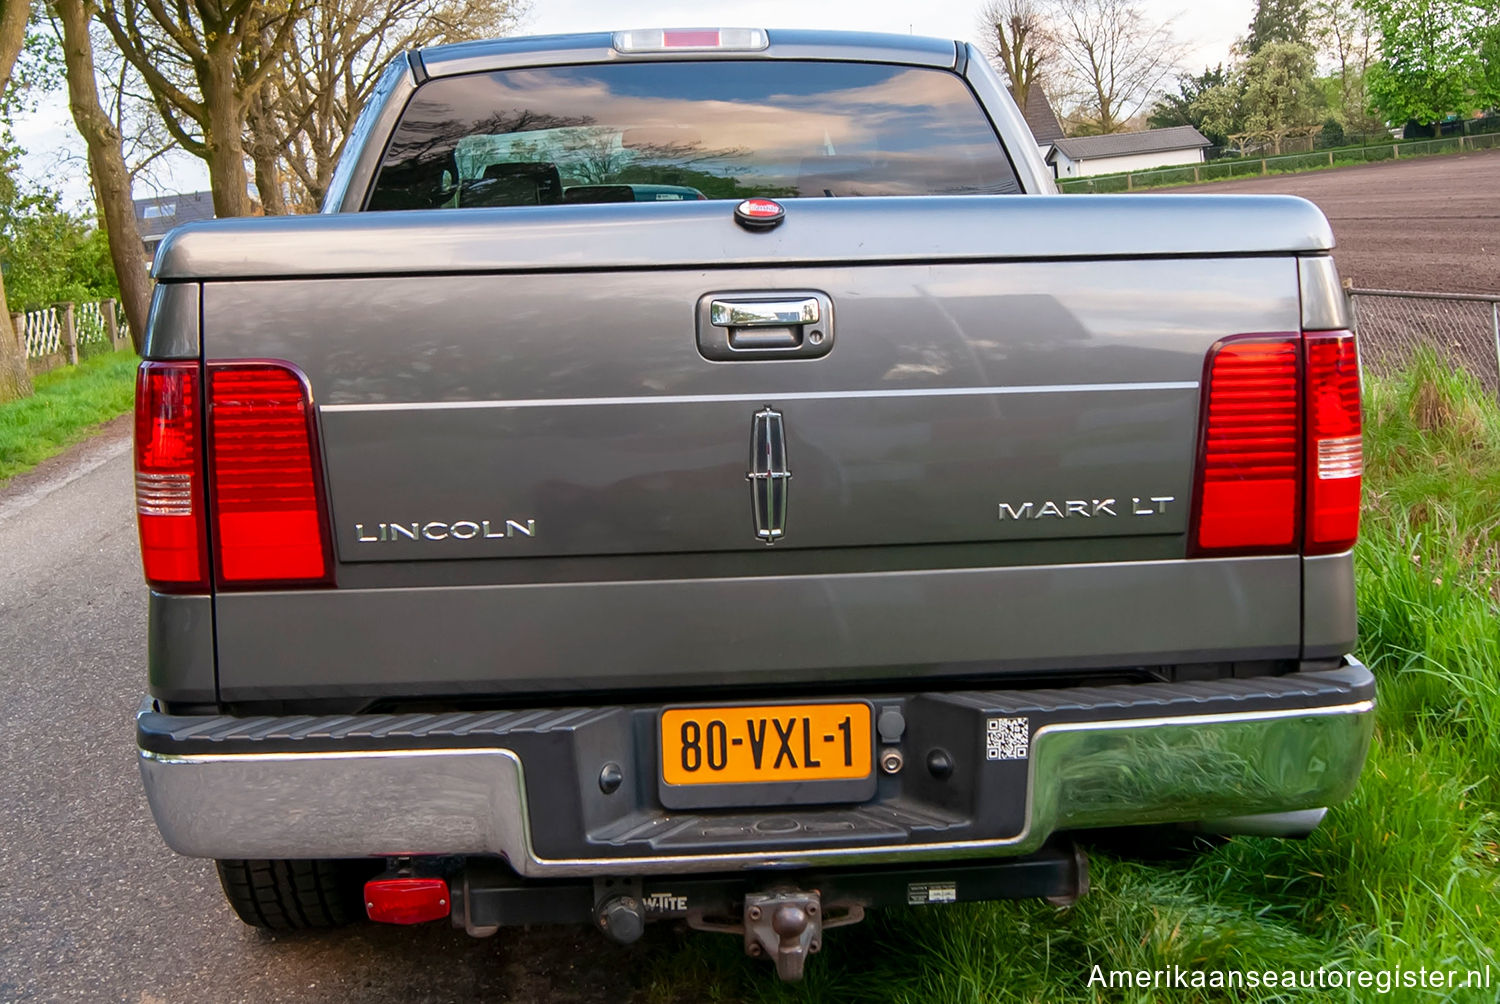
[[11, 299, 131, 373], [18, 306, 62, 358]]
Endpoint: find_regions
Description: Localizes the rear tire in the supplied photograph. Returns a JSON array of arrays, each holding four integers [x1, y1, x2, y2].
[[215, 858, 371, 930]]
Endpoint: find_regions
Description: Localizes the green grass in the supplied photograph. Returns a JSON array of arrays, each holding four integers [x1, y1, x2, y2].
[[0, 348, 138, 482], [629, 352, 1500, 1002]]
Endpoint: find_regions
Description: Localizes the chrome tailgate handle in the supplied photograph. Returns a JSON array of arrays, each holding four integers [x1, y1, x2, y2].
[[710, 298, 821, 328], [697, 291, 834, 361]]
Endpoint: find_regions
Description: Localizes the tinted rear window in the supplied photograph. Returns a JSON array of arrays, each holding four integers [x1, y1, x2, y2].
[[366, 60, 1019, 211]]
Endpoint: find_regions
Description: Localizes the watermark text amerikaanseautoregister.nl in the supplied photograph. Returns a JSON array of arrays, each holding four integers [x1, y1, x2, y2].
[[1089, 964, 1493, 994]]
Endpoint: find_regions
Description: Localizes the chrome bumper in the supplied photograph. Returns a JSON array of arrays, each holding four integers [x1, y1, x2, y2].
[[139, 667, 1374, 877]]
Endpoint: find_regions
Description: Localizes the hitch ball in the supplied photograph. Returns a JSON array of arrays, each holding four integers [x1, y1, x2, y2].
[[595, 895, 646, 945]]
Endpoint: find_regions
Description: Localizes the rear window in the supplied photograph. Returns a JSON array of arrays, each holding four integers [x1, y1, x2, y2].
[[365, 60, 1020, 211]]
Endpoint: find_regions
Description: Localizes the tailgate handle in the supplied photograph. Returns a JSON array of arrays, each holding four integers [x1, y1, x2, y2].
[[698, 292, 834, 361], [710, 298, 820, 328]]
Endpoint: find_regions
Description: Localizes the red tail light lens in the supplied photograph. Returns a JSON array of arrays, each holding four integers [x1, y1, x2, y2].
[[135, 362, 208, 591], [364, 877, 451, 924], [207, 362, 332, 587], [1191, 336, 1302, 554], [1304, 332, 1361, 553]]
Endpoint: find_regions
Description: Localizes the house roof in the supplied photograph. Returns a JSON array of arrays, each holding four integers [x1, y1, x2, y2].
[[1049, 126, 1211, 162], [133, 191, 215, 239], [1018, 87, 1065, 146]]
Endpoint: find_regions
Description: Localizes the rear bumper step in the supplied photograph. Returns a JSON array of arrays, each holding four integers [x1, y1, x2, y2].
[[137, 661, 1374, 876]]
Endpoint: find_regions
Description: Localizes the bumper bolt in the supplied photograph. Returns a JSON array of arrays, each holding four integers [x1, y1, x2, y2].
[[926, 748, 954, 779], [598, 762, 623, 794]]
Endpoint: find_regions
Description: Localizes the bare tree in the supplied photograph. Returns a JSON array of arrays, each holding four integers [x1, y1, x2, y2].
[[252, 0, 525, 213], [1044, 0, 1185, 134], [0, 0, 34, 400], [977, 0, 1055, 110], [52, 0, 150, 347], [95, 0, 304, 217]]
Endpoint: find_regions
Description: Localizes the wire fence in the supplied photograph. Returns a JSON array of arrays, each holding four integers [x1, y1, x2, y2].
[[1057, 132, 1500, 194], [1349, 289, 1500, 396]]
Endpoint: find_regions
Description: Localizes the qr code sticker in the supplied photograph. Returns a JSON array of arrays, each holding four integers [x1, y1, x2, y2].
[[985, 717, 1029, 761]]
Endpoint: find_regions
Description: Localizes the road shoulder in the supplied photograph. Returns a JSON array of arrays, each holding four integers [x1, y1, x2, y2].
[[0, 414, 132, 523]]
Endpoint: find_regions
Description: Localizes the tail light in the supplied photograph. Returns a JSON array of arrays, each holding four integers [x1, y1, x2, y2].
[[1190, 331, 1360, 556], [207, 362, 333, 587], [612, 27, 769, 52], [1191, 336, 1302, 553], [135, 362, 208, 591], [134, 358, 333, 591], [1303, 332, 1361, 553], [364, 877, 451, 924]]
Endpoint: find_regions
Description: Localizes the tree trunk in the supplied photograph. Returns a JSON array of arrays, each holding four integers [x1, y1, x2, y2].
[[54, 0, 152, 350], [203, 39, 252, 217], [252, 152, 286, 214], [247, 90, 287, 214], [0, 0, 34, 400], [0, 273, 30, 402]]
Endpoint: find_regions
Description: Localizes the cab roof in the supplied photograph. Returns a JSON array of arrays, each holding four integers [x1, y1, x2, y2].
[[416, 28, 962, 78]]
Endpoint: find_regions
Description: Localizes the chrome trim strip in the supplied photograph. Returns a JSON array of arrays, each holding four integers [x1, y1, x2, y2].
[[1032, 700, 1371, 734], [318, 381, 1200, 413], [322, 384, 1200, 414], [139, 697, 1373, 877]]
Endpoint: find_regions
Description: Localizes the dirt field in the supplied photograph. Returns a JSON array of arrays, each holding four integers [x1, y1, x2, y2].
[[1173, 147, 1500, 294]]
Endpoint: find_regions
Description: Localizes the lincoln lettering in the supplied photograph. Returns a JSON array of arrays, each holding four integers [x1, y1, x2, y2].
[[354, 519, 536, 542]]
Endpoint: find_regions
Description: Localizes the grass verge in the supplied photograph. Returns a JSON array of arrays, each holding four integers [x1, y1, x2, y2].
[[0, 349, 138, 483], [630, 353, 1500, 1002]]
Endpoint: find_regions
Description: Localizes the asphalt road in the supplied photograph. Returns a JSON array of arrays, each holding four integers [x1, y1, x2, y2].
[[0, 430, 646, 1003]]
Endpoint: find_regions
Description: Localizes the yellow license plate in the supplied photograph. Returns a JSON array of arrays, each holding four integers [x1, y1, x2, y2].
[[660, 702, 872, 786]]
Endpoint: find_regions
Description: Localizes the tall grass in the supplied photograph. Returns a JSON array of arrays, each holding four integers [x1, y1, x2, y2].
[[637, 352, 1500, 1002], [0, 349, 138, 482]]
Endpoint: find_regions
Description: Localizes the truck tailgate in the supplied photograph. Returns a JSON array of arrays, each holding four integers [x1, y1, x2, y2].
[[159, 196, 1322, 701]]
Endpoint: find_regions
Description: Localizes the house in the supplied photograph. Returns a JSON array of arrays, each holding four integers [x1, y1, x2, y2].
[[1017, 87, 1065, 160], [133, 191, 215, 259], [1046, 126, 1212, 179]]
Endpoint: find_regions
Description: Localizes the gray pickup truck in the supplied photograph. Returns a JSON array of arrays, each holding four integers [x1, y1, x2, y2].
[[134, 28, 1374, 980]]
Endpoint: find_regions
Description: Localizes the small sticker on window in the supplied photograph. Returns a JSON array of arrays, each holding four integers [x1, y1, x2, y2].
[[907, 882, 957, 905], [986, 717, 1029, 760]]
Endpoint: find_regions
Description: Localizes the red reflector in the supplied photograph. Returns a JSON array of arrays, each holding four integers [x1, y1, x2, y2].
[[1191, 336, 1302, 554], [207, 362, 332, 587], [663, 29, 719, 47], [135, 362, 208, 591], [1305, 332, 1361, 553], [364, 877, 451, 925]]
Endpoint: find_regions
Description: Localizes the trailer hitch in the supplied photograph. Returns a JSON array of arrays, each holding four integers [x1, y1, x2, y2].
[[688, 887, 865, 981]]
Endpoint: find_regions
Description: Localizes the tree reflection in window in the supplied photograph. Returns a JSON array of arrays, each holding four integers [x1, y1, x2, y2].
[[366, 61, 1019, 211]]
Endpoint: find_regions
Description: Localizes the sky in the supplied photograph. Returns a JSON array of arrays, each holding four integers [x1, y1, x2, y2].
[[13, 0, 1252, 207]]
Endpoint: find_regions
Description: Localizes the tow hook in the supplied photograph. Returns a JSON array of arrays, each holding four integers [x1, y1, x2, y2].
[[685, 886, 865, 980], [684, 887, 852, 981], [745, 889, 822, 980]]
